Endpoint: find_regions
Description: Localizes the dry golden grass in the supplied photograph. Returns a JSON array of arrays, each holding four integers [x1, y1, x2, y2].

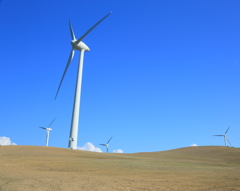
[[0, 146, 240, 190]]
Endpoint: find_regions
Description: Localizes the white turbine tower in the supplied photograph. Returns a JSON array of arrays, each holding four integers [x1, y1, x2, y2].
[[99, 136, 113, 153], [213, 126, 232, 147], [39, 118, 56, 147], [55, 12, 112, 149]]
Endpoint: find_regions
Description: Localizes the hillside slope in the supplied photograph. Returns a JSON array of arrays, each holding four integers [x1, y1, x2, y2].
[[0, 146, 240, 190]]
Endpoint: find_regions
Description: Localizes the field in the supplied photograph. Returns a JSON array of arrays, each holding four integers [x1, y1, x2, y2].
[[0, 146, 240, 190]]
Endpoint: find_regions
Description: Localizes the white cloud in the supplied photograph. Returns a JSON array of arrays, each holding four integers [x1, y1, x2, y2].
[[0, 137, 17, 145], [190, 143, 198, 147], [77, 142, 123, 153], [113, 149, 123, 153], [77, 142, 102, 152]]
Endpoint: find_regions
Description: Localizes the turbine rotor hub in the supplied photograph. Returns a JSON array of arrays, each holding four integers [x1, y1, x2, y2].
[[71, 40, 90, 51]]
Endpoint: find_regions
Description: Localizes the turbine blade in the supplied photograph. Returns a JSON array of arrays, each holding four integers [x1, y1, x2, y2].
[[39, 127, 47, 129], [76, 12, 112, 44], [69, 20, 76, 40], [55, 49, 75, 99], [48, 117, 57, 128], [225, 126, 231, 134], [107, 136, 113, 144], [226, 137, 232, 146], [99, 144, 106, 146]]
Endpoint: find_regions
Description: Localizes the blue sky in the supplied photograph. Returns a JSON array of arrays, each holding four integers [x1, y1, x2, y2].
[[0, 0, 239, 153]]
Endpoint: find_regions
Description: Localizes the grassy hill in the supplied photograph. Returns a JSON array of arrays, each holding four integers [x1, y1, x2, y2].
[[0, 146, 240, 190]]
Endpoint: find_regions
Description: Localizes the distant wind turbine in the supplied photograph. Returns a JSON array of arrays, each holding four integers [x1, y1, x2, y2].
[[213, 126, 232, 147], [99, 136, 113, 153], [55, 12, 112, 150], [39, 118, 56, 146]]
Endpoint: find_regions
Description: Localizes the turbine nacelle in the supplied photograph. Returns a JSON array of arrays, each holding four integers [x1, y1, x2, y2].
[[39, 127, 52, 131], [71, 40, 90, 51]]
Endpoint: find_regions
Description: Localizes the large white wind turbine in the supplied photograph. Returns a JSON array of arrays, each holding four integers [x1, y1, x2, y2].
[[99, 136, 113, 153], [213, 126, 232, 147], [55, 12, 112, 149], [39, 118, 56, 147]]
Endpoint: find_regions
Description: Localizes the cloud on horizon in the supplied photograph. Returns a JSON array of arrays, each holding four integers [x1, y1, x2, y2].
[[113, 149, 123, 153], [77, 142, 102, 152], [0, 137, 17, 145], [190, 143, 198, 147], [77, 142, 124, 153]]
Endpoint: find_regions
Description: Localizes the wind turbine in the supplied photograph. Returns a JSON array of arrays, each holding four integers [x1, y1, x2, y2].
[[54, 12, 112, 150], [213, 126, 232, 147], [99, 136, 113, 153], [39, 118, 56, 147]]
